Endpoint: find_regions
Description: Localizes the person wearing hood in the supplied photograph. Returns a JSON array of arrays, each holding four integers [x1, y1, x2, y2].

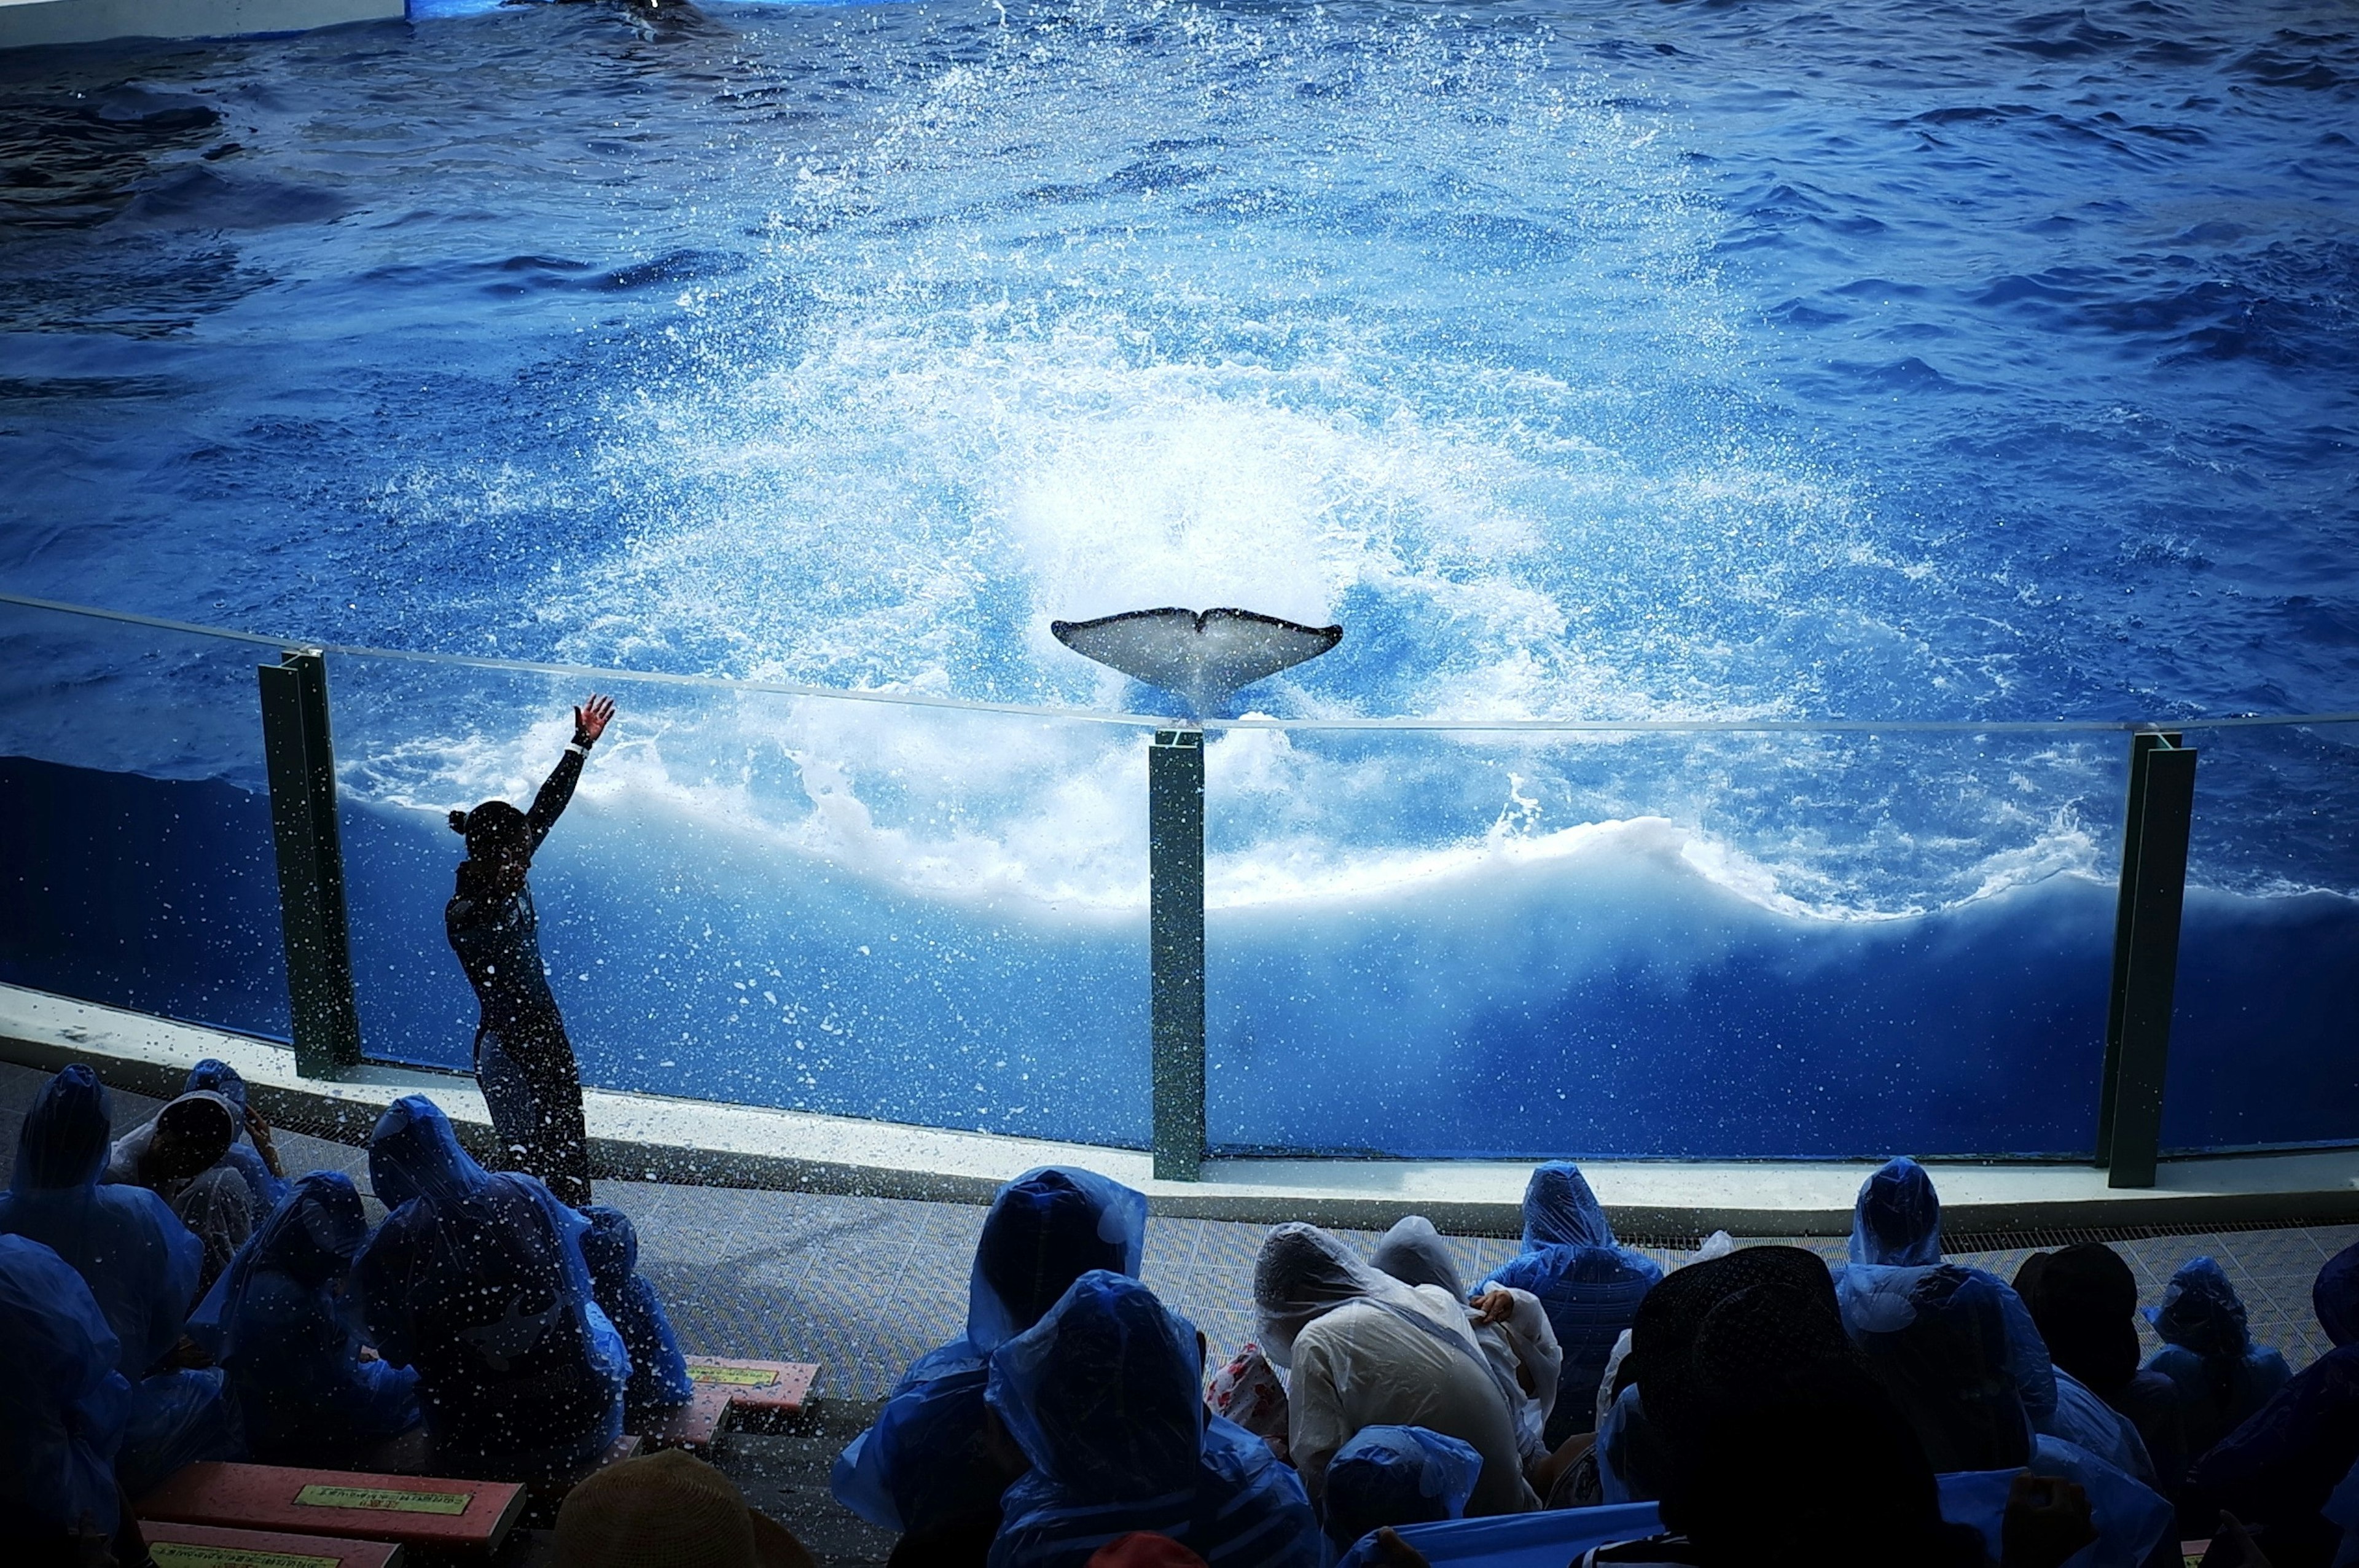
[[579, 1204, 694, 1421], [985, 1270, 1321, 1567], [191, 1171, 421, 1466], [1480, 1163, 1662, 1446], [2185, 1240, 2359, 1564], [1254, 1222, 1537, 1517], [2015, 1245, 2185, 1498], [1321, 1426, 1483, 1564], [2143, 1257, 2293, 1464], [352, 1094, 628, 1480], [1835, 1158, 2061, 1435], [1372, 1215, 1562, 1483], [0, 1066, 240, 1496], [107, 1059, 288, 1216], [446, 694, 614, 1207], [105, 1088, 261, 1297], [0, 1233, 138, 1562], [832, 1166, 1149, 1565]]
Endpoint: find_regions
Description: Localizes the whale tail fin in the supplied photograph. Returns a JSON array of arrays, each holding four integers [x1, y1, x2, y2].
[[1051, 607, 1343, 717]]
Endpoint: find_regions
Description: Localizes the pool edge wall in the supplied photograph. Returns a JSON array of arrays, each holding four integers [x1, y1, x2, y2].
[[0, 0, 397, 52], [6, 980, 2358, 1239]]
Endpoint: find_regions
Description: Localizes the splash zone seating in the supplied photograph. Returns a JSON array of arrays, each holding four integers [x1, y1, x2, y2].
[[141, 1520, 407, 1568], [139, 1464, 526, 1553]]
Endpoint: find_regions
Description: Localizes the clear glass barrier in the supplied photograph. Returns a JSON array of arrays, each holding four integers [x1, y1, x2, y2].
[[0, 600, 288, 1040]]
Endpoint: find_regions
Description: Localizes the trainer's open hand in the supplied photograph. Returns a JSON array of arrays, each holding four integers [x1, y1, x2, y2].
[[573, 693, 616, 746]]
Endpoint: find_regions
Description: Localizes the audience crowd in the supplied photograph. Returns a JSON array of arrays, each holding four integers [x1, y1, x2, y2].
[[7, 1061, 2359, 1568]]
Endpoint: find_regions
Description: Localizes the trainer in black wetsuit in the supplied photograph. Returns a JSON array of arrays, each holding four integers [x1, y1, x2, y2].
[[445, 694, 613, 1207]]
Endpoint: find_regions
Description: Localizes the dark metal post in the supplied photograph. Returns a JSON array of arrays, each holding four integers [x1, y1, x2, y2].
[[1149, 728, 1206, 1180], [258, 650, 362, 1076], [2094, 731, 2196, 1188]]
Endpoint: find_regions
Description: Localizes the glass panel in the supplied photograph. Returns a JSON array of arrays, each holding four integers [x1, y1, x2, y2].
[[2164, 720, 2359, 1153], [1207, 727, 2126, 1158], [329, 650, 1151, 1147], [0, 600, 287, 1039]]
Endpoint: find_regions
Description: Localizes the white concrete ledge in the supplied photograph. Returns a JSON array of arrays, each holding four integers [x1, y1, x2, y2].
[[0, 0, 397, 51], [6, 984, 2357, 1238]]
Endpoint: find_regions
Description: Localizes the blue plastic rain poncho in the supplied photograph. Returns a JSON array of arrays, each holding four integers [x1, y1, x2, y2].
[[1481, 1163, 1661, 1445], [1848, 1156, 1943, 1268], [2145, 1255, 2294, 1460], [1323, 1425, 1482, 1559], [351, 1095, 627, 1480], [0, 1234, 134, 1540], [986, 1270, 1321, 1568], [2186, 1241, 2359, 1562], [831, 1166, 1149, 1538], [190, 1171, 420, 1464], [579, 1204, 693, 1414]]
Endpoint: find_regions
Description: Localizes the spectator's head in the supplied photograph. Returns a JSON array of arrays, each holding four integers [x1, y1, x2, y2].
[[1321, 1425, 1482, 1552], [968, 1166, 1148, 1352], [552, 1449, 813, 1568], [367, 1095, 491, 1211], [1855, 1265, 2032, 1473], [450, 800, 533, 892], [1254, 1222, 1405, 1368], [184, 1059, 249, 1118], [2315, 1241, 2359, 1349], [1521, 1161, 1614, 1250], [2148, 1256, 2250, 1357], [986, 1271, 1202, 1505], [579, 1205, 641, 1295], [12, 1066, 111, 1192], [2014, 1243, 2140, 1394], [1627, 1246, 1843, 1455], [1850, 1157, 1941, 1267], [142, 1092, 237, 1187], [1086, 1537, 1209, 1568], [1371, 1215, 1466, 1301], [260, 1171, 370, 1287]]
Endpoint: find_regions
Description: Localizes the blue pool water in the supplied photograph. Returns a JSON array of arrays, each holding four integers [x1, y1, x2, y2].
[[1, 0, 2353, 1156]]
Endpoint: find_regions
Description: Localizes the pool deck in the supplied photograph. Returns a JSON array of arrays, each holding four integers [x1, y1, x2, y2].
[[7, 983, 2358, 1241], [0, 0, 397, 51]]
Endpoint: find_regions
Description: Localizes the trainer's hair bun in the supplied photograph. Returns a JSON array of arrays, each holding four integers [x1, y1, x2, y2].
[[448, 809, 471, 835]]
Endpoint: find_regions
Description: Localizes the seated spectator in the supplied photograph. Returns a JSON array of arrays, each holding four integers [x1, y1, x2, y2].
[[0, 1233, 138, 1566], [1254, 1222, 1537, 1516], [832, 1166, 1148, 1564], [2016, 1244, 2183, 1493], [1321, 1426, 1481, 1561], [193, 1171, 421, 1465], [2185, 1240, 2359, 1565], [580, 1204, 694, 1419], [110, 1058, 289, 1215], [2144, 1256, 2293, 1461], [985, 1270, 1320, 1566], [1836, 1158, 2059, 1432], [106, 1089, 260, 1296], [1481, 1163, 1662, 1445], [552, 1447, 815, 1568], [353, 1094, 628, 1480], [1372, 1215, 1561, 1476], [0, 1065, 237, 1496]]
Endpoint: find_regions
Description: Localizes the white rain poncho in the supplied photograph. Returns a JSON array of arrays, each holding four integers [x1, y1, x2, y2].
[[108, 1059, 288, 1216], [0, 1233, 133, 1542], [985, 1270, 1320, 1568], [191, 1169, 421, 1464], [1481, 1164, 1661, 1446], [1373, 1215, 1560, 1466], [831, 1165, 1149, 1538], [352, 1094, 627, 1480], [1256, 1223, 1536, 1518], [1321, 1424, 1483, 1558]]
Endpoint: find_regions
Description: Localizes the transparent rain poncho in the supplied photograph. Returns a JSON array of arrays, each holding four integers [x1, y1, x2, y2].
[[985, 1270, 1320, 1568], [190, 1171, 421, 1464], [2143, 1255, 2293, 1457], [1480, 1163, 1661, 1444], [579, 1204, 693, 1416], [0, 1233, 133, 1540], [1321, 1425, 1482, 1558], [831, 1165, 1149, 1537], [1847, 1156, 1944, 1268], [1374, 1215, 1560, 1462], [108, 1060, 289, 1216], [352, 1094, 627, 1480]]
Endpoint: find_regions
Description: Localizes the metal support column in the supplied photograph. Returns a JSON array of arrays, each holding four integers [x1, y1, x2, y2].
[[2094, 731, 2196, 1189], [258, 649, 362, 1077], [1149, 728, 1206, 1180]]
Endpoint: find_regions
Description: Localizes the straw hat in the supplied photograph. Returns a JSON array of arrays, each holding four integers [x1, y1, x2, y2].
[[551, 1449, 815, 1568]]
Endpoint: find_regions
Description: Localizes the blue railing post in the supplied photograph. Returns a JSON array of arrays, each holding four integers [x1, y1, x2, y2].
[[1149, 727, 1206, 1180], [257, 649, 362, 1076], [2095, 731, 2196, 1188]]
